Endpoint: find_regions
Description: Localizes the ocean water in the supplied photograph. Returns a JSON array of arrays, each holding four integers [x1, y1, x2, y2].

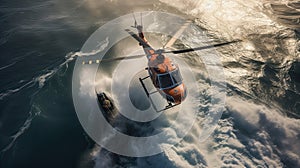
[[0, 0, 299, 168]]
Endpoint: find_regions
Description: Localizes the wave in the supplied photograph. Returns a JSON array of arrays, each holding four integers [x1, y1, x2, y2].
[[263, 1, 300, 29]]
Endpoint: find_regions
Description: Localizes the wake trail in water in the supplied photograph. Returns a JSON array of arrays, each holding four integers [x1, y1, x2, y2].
[[0, 37, 109, 100]]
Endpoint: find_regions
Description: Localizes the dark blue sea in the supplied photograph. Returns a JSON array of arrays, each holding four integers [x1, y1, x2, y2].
[[1, 0, 300, 167]]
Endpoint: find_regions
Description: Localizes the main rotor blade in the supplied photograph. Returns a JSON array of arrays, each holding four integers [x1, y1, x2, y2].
[[82, 54, 145, 65], [101, 54, 145, 62], [163, 40, 242, 54], [82, 40, 242, 64], [163, 20, 192, 49]]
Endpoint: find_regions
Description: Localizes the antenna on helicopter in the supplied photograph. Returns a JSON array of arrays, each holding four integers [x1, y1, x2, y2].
[[140, 12, 143, 27], [131, 13, 138, 28]]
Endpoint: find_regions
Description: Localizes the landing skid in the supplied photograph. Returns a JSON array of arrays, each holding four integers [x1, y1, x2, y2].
[[139, 75, 179, 113]]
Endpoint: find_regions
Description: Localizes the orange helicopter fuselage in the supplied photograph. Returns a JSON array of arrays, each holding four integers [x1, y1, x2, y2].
[[137, 28, 187, 104]]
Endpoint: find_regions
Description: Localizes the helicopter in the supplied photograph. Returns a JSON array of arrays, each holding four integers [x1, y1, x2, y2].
[[83, 14, 241, 112]]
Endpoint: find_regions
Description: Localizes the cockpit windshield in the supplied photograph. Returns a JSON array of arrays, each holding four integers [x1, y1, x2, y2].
[[170, 68, 183, 84], [158, 73, 173, 89], [158, 69, 183, 89]]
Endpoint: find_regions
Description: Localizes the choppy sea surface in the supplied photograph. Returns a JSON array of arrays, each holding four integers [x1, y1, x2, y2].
[[0, 0, 299, 167]]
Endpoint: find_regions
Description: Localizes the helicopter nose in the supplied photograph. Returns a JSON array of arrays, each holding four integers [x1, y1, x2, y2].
[[178, 84, 187, 102], [170, 84, 187, 104]]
